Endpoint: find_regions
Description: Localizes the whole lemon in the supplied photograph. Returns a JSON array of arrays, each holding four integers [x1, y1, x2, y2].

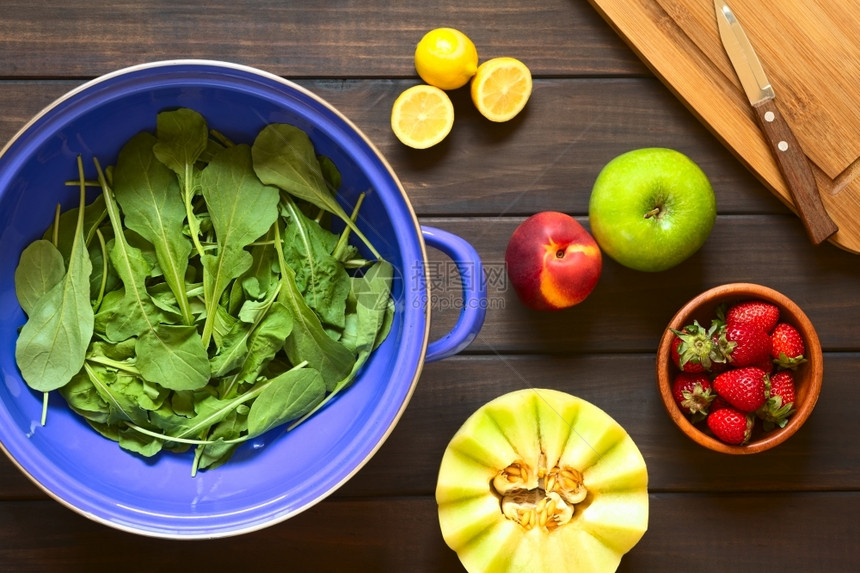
[[414, 28, 479, 90]]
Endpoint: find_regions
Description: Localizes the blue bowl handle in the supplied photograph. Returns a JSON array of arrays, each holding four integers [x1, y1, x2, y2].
[[421, 226, 487, 362]]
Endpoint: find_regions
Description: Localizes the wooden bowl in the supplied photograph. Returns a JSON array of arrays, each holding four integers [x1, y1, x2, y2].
[[656, 283, 823, 454]]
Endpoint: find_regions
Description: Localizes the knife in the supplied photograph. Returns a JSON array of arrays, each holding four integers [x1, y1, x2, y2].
[[714, 0, 838, 245]]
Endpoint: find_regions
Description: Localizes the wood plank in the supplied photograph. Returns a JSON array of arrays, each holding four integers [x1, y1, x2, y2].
[[0, 79, 791, 217], [343, 353, 860, 496], [624, 491, 860, 572], [0, 0, 641, 79], [4, 353, 858, 499], [369, 79, 785, 218], [420, 215, 860, 354], [586, 0, 860, 254], [0, 493, 857, 571]]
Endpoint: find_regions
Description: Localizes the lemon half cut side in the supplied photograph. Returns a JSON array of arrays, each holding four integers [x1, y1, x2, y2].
[[471, 57, 533, 123], [391, 84, 455, 149]]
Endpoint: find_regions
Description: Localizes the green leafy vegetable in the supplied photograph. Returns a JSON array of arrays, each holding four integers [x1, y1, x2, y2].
[[152, 108, 209, 258], [14, 240, 66, 316], [113, 131, 194, 325], [274, 220, 356, 390], [209, 284, 292, 386], [199, 143, 280, 347], [15, 157, 94, 392], [289, 260, 393, 429], [12, 109, 394, 475], [252, 123, 381, 259], [44, 193, 107, 266], [281, 197, 351, 329], [96, 158, 211, 391], [246, 368, 325, 437], [135, 325, 212, 391]]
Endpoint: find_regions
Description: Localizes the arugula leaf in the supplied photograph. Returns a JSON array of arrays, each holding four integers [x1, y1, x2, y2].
[[152, 107, 208, 258], [117, 425, 164, 457], [288, 261, 392, 430], [59, 367, 110, 425], [349, 260, 394, 357], [281, 198, 350, 329], [251, 123, 380, 259], [136, 325, 214, 391], [89, 228, 114, 309], [96, 159, 210, 391], [240, 227, 279, 301], [210, 304, 240, 349], [274, 221, 355, 390], [246, 368, 325, 437], [198, 143, 280, 347], [192, 410, 245, 474], [153, 391, 238, 442], [113, 131, 194, 325], [152, 108, 208, 175], [15, 158, 94, 392], [210, 285, 290, 382], [229, 301, 293, 389], [44, 194, 107, 265], [209, 320, 252, 379], [84, 416, 164, 458], [150, 362, 310, 445], [81, 362, 150, 426], [14, 240, 66, 316], [318, 155, 342, 192], [91, 338, 137, 361], [100, 233, 161, 341]]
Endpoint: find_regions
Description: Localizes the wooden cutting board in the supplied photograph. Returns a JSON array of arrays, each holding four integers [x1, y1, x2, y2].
[[587, 0, 860, 253]]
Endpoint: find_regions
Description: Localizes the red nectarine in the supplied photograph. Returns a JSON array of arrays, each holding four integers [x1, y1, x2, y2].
[[505, 211, 602, 311]]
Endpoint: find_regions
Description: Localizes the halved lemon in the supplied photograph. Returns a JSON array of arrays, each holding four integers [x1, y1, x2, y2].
[[391, 84, 455, 149], [470, 57, 533, 122]]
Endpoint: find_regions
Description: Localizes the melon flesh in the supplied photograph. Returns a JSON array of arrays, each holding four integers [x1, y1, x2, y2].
[[436, 388, 649, 573]]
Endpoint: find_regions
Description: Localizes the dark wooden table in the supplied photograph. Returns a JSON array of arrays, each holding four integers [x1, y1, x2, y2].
[[2, 1, 858, 571]]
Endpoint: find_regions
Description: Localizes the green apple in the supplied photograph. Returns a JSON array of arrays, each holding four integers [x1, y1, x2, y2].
[[588, 148, 716, 272]]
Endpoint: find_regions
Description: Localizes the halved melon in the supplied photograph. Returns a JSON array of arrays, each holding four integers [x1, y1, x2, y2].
[[436, 388, 648, 573]]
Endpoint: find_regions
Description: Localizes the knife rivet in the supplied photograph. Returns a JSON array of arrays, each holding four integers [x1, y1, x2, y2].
[[778, 141, 789, 152], [765, 111, 775, 122]]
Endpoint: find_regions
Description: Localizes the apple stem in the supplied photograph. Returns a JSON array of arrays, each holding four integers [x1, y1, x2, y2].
[[644, 207, 661, 219], [556, 249, 565, 259]]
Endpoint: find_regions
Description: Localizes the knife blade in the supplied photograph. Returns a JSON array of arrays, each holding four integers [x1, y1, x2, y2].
[[714, 0, 837, 245]]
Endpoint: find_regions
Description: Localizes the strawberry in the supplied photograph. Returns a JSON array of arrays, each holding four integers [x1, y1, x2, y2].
[[707, 407, 754, 445], [750, 356, 774, 375], [770, 322, 807, 369], [671, 336, 705, 373], [725, 300, 780, 334], [710, 395, 732, 413], [670, 320, 724, 373], [757, 370, 796, 430], [768, 370, 797, 405], [717, 322, 772, 368], [671, 372, 714, 420], [713, 366, 767, 412]]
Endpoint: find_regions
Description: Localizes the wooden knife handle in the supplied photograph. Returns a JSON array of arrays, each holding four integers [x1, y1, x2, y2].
[[752, 98, 838, 245]]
